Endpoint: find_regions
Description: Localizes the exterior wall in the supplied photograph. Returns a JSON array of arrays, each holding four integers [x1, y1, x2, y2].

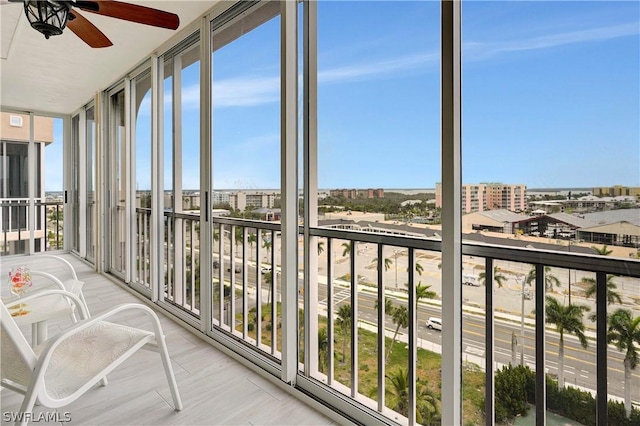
[[329, 188, 384, 199], [439, 182, 527, 213], [228, 191, 278, 211], [593, 185, 640, 197], [0, 112, 54, 144]]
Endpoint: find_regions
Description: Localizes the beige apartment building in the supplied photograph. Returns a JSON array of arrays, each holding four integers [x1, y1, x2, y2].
[[329, 188, 384, 199], [593, 185, 640, 197], [0, 112, 54, 254], [435, 182, 527, 213]]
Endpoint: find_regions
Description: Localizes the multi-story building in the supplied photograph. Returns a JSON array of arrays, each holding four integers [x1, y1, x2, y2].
[[0, 112, 54, 255], [436, 182, 527, 213], [229, 191, 278, 211], [593, 185, 640, 197], [211, 191, 232, 206], [329, 188, 384, 199]]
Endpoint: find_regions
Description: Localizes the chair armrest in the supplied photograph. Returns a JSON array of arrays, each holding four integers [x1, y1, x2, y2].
[[29, 270, 67, 291], [36, 255, 79, 280]]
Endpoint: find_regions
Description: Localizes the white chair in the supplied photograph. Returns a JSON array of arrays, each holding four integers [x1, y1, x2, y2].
[[2, 255, 88, 312], [4, 271, 85, 346], [1, 290, 183, 426]]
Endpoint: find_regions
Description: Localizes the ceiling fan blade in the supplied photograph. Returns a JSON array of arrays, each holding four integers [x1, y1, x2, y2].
[[67, 10, 113, 48], [76, 1, 180, 30]]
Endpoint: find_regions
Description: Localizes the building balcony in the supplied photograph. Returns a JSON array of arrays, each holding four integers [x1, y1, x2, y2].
[[2, 1, 638, 424], [5, 212, 638, 425], [0, 254, 336, 426]]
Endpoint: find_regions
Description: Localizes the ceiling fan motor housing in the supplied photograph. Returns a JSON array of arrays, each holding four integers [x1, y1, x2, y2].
[[24, 0, 73, 39]]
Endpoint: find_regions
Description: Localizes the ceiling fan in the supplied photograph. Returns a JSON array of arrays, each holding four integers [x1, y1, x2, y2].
[[6, 0, 180, 48]]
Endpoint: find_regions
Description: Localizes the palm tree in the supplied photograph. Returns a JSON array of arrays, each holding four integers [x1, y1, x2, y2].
[[247, 232, 257, 260], [372, 257, 393, 271], [386, 305, 409, 363], [385, 368, 410, 416], [545, 296, 589, 389], [336, 304, 352, 363], [385, 368, 440, 424], [582, 275, 622, 305], [478, 266, 507, 288], [341, 242, 352, 258], [591, 244, 613, 256], [374, 297, 395, 315], [407, 261, 423, 276], [526, 265, 560, 291], [405, 282, 436, 304], [262, 233, 272, 262], [317, 327, 329, 374], [317, 241, 325, 255], [416, 384, 440, 425], [607, 308, 640, 417], [415, 282, 436, 302]]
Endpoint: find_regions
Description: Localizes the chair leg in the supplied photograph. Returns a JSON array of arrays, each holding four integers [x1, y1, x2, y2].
[[157, 335, 183, 410], [17, 389, 38, 426]]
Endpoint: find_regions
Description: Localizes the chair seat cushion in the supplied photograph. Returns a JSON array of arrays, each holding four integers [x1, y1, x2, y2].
[[34, 321, 154, 399]]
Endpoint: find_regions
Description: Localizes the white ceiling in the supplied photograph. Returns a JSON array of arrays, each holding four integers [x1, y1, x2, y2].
[[0, 1, 217, 115]]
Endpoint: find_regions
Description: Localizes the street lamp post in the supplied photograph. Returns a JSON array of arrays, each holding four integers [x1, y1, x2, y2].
[[568, 239, 572, 306], [393, 248, 399, 290], [516, 274, 526, 366]]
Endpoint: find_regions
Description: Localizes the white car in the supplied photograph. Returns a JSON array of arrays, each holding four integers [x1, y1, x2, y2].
[[260, 265, 272, 274], [426, 317, 442, 331]]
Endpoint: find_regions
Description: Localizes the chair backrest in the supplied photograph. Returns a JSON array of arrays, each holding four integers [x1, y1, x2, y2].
[[0, 303, 37, 387]]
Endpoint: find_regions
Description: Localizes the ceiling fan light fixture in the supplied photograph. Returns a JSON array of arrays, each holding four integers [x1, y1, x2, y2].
[[24, 0, 73, 39]]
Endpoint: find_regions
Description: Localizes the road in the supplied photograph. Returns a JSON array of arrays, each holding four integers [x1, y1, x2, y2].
[[319, 283, 638, 404], [217, 257, 638, 405]]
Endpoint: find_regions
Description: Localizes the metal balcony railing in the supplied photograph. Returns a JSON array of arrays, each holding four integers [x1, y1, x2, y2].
[[0, 198, 64, 255], [131, 211, 640, 425]]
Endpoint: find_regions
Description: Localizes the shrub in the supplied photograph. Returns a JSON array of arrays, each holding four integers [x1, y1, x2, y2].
[[493, 364, 534, 423]]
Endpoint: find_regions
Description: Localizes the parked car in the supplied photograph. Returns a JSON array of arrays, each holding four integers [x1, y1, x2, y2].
[[426, 317, 442, 331], [226, 264, 242, 273], [261, 265, 272, 274], [462, 274, 480, 286]]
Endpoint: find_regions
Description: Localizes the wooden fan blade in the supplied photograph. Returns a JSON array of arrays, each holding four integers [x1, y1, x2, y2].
[[77, 1, 180, 30], [67, 11, 113, 48]]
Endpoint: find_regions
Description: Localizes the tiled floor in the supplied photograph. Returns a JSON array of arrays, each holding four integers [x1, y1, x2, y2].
[[1, 254, 337, 426]]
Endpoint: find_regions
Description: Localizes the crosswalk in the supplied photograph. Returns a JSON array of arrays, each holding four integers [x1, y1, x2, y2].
[[319, 288, 351, 307]]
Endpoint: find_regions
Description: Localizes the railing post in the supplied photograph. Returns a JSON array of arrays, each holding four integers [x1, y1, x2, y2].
[[535, 263, 546, 426], [377, 244, 385, 412], [485, 257, 495, 426], [350, 241, 358, 398], [596, 271, 608, 425]]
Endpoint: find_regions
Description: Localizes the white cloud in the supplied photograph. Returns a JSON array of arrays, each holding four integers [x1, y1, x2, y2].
[[153, 21, 638, 111], [213, 76, 280, 107], [466, 22, 639, 60], [318, 52, 439, 84]]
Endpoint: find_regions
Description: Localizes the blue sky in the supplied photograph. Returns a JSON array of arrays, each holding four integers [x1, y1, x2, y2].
[[208, 0, 639, 190], [49, 1, 639, 192]]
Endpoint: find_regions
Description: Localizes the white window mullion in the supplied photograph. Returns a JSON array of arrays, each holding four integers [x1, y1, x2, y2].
[[200, 15, 213, 335], [440, 1, 463, 425], [280, 0, 298, 385], [303, 0, 319, 377], [78, 108, 87, 258], [124, 78, 133, 284], [27, 112, 35, 254], [173, 55, 184, 306], [151, 54, 163, 302]]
